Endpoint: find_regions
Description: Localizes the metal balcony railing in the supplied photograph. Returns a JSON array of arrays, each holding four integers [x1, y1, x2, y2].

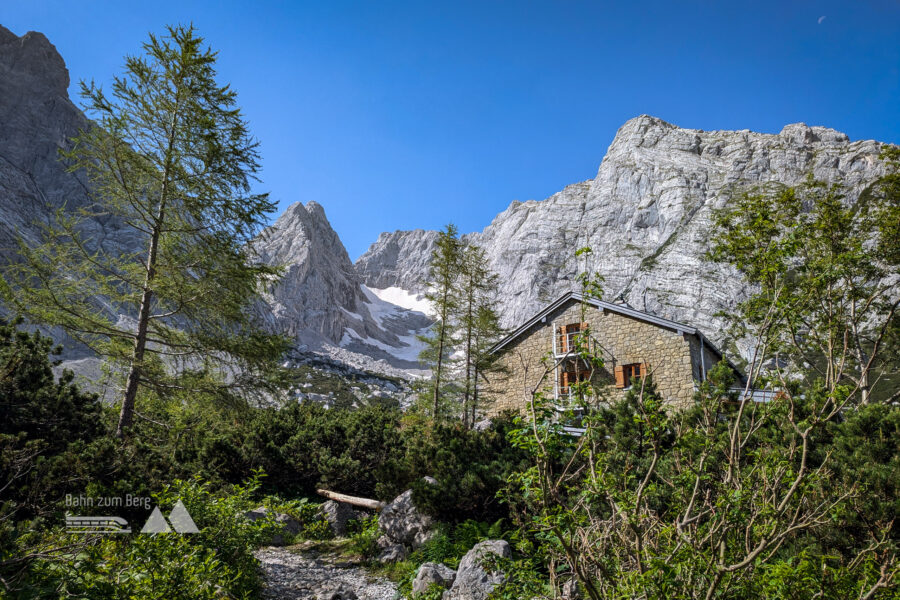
[[554, 330, 598, 357]]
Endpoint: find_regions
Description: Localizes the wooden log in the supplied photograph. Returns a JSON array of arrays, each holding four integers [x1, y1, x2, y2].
[[316, 488, 387, 512]]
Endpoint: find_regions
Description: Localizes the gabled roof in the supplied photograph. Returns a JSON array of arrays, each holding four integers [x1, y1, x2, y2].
[[489, 291, 742, 376]]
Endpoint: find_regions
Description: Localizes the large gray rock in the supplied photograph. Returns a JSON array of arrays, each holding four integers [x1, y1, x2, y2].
[[356, 115, 891, 362], [318, 500, 363, 537], [412, 562, 456, 596], [244, 506, 301, 546], [377, 489, 435, 550], [442, 540, 511, 600], [376, 536, 408, 562]]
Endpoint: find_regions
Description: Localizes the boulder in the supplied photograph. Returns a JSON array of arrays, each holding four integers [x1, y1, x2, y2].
[[443, 540, 511, 600], [275, 512, 302, 536], [412, 562, 456, 596], [244, 506, 269, 522], [315, 581, 358, 600], [318, 500, 363, 537], [378, 489, 434, 549], [244, 506, 301, 546], [376, 535, 408, 562]]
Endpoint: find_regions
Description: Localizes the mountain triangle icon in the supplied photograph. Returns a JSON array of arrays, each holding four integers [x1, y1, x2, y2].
[[168, 500, 200, 533], [139, 501, 199, 534], [140, 506, 171, 533]]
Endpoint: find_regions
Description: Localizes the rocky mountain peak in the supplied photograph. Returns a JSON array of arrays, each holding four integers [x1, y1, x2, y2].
[[355, 228, 440, 293], [252, 201, 431, 374], [779, 122, 850, 145], [0, 25, 69, 96], [256, 201, 353, 272], [355, 115, 890, 361]]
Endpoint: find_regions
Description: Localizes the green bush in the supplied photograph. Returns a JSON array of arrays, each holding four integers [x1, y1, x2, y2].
[[11, 474, 277, 599], [378, 416, 530, 522], [347, 515, 381, 558]]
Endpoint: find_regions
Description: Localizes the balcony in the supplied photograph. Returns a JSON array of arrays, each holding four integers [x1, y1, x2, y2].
[[553, 329, 598, 357]]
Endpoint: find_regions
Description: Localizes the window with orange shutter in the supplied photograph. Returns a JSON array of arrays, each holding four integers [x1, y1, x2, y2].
[[614, 365, 626, 388], [615, 363, 647, 388]]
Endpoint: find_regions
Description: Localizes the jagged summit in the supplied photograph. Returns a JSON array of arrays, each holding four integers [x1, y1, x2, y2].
[[0, 25, 69, 96], [0, 26, 893, 376], [354, 116, 889, 361], [252, 200, 431, 373]]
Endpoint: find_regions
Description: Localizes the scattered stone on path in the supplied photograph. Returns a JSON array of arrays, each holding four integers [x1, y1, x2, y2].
[[256, 546, 397, 600]]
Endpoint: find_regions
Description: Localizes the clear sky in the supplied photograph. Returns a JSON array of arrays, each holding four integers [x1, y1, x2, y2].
[[2, 1, 898, 258]]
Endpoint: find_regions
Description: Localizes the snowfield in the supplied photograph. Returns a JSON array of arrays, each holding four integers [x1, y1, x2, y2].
[[336, 285, 432, 365]]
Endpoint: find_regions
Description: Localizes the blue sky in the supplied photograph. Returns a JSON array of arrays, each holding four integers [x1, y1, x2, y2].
[[2, 1, 898, 258]]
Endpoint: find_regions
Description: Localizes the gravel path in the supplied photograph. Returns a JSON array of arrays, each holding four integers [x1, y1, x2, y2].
[[256, 546, 399, 600]]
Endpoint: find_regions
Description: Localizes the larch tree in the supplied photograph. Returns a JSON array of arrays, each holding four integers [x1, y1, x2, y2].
[[0, 25, 291, 437], [457, 242, 503, 427], [418, 224, 461, 419]]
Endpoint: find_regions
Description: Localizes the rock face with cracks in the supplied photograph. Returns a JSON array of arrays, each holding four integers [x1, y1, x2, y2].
[[1, 25, 894, 375], [376, 489, 435, 561], [356, 116, 890, 361], [442, 540, 511, 600]]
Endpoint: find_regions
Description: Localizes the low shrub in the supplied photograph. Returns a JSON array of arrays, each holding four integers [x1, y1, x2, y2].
[[9, 474, 277, 599], [347, 515, 380, 558]]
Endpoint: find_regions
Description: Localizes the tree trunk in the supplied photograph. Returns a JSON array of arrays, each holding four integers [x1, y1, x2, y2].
[[116, 215, 163, 437], [462, 288, 474, 428], [432, 286, 451, 419], [316, 489, 386, 511], [472, 365, 479, 425], [115, 98, 178, 438], [433, 320, 445, 418]]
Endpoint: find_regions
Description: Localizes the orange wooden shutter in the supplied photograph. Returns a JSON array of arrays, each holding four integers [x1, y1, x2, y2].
[[614, 365, 625, 388], [558, 326, 566, 352]]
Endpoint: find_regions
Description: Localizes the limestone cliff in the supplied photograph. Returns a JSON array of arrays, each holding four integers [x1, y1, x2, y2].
[[250, 201, 431, 372], [356, 116, 889, 358], [0, 25, 430, 378]]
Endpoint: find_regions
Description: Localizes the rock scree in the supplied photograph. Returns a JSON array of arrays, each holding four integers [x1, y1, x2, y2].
[[255, 546, 397, 600]]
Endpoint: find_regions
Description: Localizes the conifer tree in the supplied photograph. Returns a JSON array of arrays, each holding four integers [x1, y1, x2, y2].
[[418, 224, 461, 418], [0, 25, 291, 437], [457, 243, 503, 427]]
